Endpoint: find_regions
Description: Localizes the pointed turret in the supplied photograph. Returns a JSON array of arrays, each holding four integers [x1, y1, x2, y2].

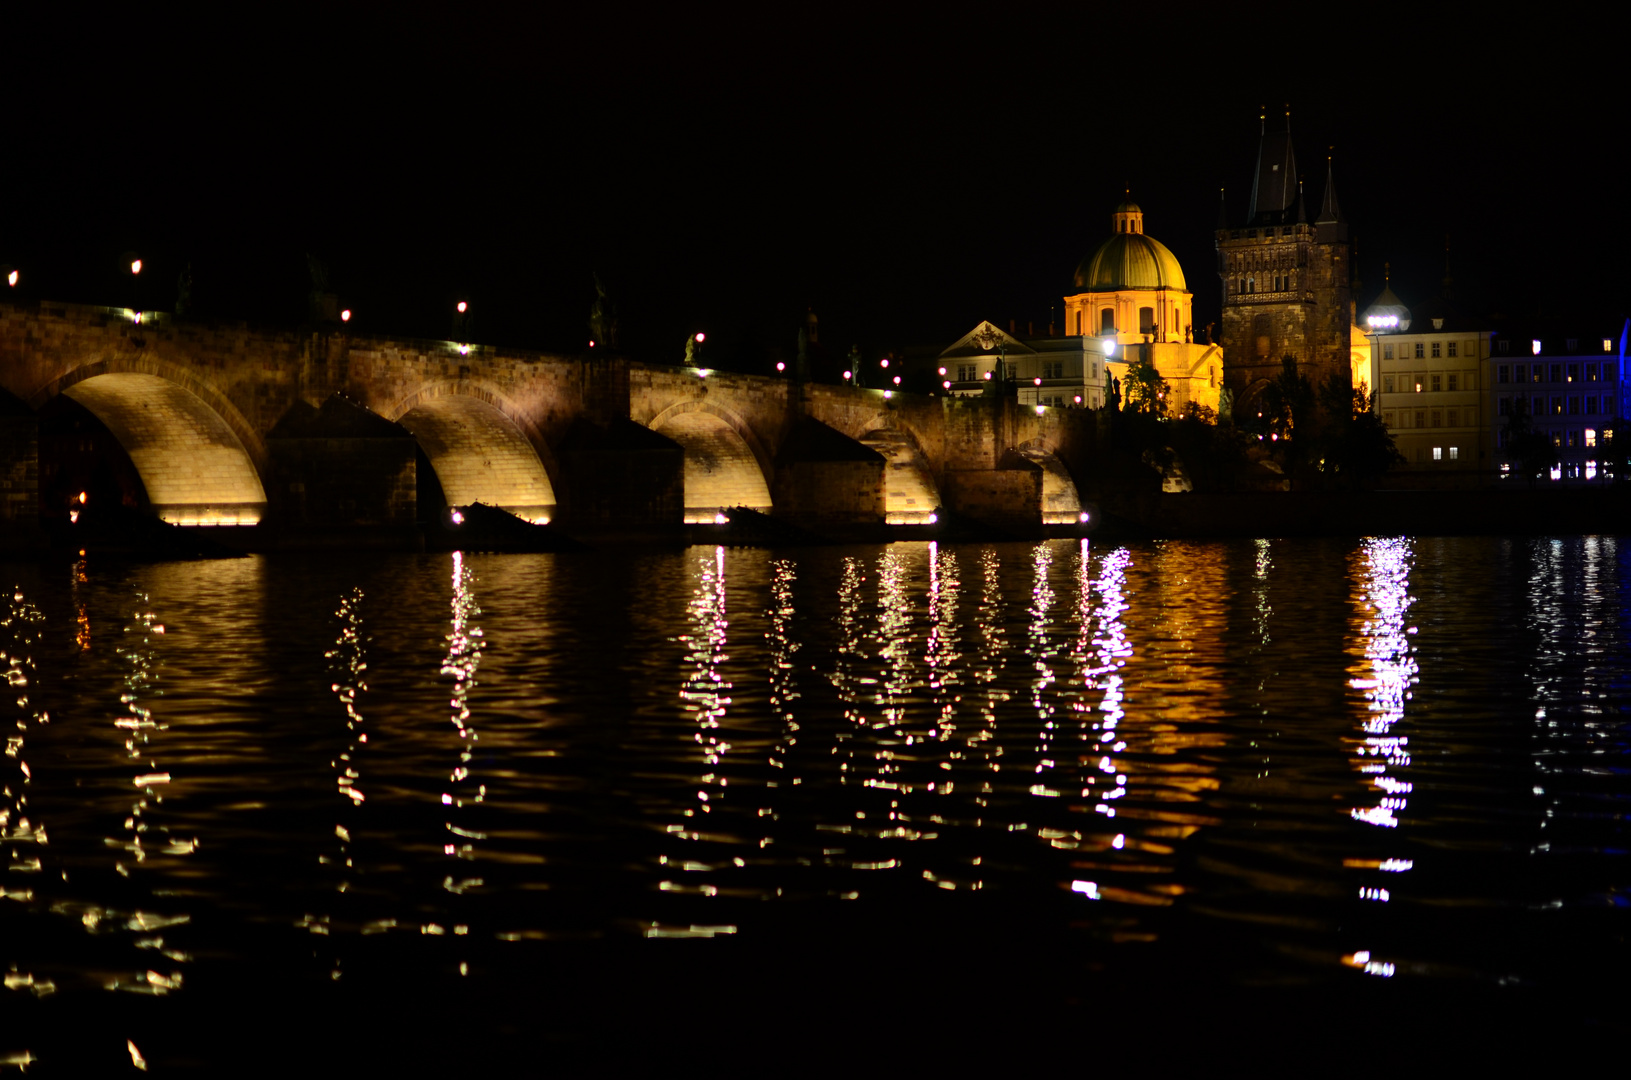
[[1316, 152, 1343, 224], [1247, 107, 1298, 224], [1296, 180, 1307, 224]]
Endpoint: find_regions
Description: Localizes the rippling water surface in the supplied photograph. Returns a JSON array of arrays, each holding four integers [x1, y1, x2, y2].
[[1, 537, 1628, 1068]]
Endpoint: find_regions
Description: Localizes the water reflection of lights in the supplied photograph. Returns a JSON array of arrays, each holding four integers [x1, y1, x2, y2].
[[1027, 544, 1062, 798], [322, 586, 368, 956], [441, 553, 486, 868], [679, 546, 731, 819], [1344, 537, 1417, 975], [1347, 537, 1417, 832]]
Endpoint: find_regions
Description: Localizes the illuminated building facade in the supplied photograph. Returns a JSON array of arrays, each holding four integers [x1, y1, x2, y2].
[[1363, 286, 1492, 482], [1491, 326, 1628, 483], [1063, 201, 1222, 415], [1216, 113, 1359, 416], [938, 320, 1112, 410]]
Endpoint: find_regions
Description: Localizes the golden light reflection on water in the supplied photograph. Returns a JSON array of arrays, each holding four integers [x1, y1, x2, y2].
[[442, 553, 486, 896]]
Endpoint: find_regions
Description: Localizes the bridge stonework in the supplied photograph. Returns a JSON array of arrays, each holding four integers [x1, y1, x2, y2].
[[0, 301, 1088, 540]]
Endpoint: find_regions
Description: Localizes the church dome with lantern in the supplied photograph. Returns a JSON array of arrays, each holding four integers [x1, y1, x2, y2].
[[1071, 202, 1188, 293]]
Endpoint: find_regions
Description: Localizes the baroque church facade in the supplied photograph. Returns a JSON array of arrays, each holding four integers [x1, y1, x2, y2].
[[1216, 113, 1363, 416]]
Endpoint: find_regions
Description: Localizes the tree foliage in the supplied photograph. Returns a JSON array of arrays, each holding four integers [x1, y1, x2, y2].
[[1502, 395, 1557, 485], [1121, 350, 1168, 416]]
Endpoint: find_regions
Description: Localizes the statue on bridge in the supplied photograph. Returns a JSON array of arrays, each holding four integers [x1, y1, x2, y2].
[[588, 272, 619, 350]]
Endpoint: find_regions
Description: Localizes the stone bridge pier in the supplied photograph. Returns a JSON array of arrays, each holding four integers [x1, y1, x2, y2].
[[0, 300, 1094, 545]]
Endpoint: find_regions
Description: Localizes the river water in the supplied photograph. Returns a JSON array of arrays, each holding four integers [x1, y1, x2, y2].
[[0, 537, 1627, 1069]]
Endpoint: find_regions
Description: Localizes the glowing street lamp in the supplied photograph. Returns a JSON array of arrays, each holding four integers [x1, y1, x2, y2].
[[457, 301, 468, 314], [5, 270, 16, 288], [776, 361, 786, 372], [892, 375, 901, 386], [131, 259, 142, 276], [843, 370, 852, 382], [340, 309, 352, 323]]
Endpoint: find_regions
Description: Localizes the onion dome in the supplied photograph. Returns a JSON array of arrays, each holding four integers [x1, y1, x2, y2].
[[1361, 268, 1411, 333]]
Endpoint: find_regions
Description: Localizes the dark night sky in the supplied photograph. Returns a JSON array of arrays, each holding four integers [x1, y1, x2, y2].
[[6, 5, 1626, 371]]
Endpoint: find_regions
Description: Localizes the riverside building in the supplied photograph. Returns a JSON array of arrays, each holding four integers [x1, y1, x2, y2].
[[1362, 284, 1492, 484], [1492, 327, 1628, 482], [938, 320, 1112, 409]]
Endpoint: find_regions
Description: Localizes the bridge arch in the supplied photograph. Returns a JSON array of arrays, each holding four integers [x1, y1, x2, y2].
[[32, 361, 269, 525], [1016, 437, 1085, 524], [384, 382, 558, 523], [647, 399, 773, 521], [857, 418, 941, 523]]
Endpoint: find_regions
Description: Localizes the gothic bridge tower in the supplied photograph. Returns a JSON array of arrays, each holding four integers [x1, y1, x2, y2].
[[1215, 108, 1351, 418]]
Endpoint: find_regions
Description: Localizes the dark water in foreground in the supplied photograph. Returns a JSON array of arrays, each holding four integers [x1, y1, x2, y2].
[[0, 537, 1628, 1070]]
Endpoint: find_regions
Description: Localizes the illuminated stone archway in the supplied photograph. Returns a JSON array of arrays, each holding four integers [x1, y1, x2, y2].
[[1016, 440, 1084, 524], [649, 401, 772, 522], [858, 422, 941, 524], [391, 390, 556, 523], [56, 372, 268, 525]]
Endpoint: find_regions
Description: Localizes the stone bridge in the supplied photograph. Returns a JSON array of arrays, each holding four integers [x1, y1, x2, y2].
[[0, 301, 1090, 538]]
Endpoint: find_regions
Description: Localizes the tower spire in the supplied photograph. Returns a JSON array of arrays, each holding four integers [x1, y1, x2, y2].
[[1317, 148, 1343, 224], [1296, 179, 1307, 223], [1247, 108, 1299, 223]]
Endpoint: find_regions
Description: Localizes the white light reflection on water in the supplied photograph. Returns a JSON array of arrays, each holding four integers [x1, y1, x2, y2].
[[1344, 537, 1418, 976], [657, 546, 736, 905], [1026, 544, 1062, 799]]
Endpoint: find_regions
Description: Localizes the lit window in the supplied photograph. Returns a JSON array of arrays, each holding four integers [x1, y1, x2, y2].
[[1532, 339, 1542, 355], [1567, 364, 1579, 382], [1432, 447, 1443, 461], [1587, 364, 1599, 381], [1605, 339, 1614, 352], [1448, 446, 1459, 460], [1567, 430, 1579, 448]]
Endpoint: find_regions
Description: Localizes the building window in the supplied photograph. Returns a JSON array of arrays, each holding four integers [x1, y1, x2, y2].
[[1499, 397, 1512, 416], [1431, 342, 1442, 358], [1431, 410, 1442, 427], [1139, 307, 1155, 334], [1552, 432, 1563, 448], [1586, 363, 1598, 381], [1383, 375, 1395, 393], [1447, 341, 1458, 357], [1101, 308, 1114, 333], [1414, 376, 1424, 393], [1586, 428, 1597, 447], [1569, 396, 1580, 415], [1498, 430, 1509, 449], [1567, 339, 1579, 352], [1446, 374, 1457, 391], [1605, 339, 1614, 352], [1533, 364, 1544, 382], [1553, 396, 1564, 415], [958, 364, 976, 381], [1551, 364, 1563, 382], [1567, 364, 1579, 382], [1415, 411, 1425, 429], [1432, 447, 1443, 461], [1075, 311, 1083, 335], [1498, 340, 1510, 354], [1384, 411, 1396, 427], [1044, 361, 1063, 379], [1447, 409, 1458, 427], [1498, 365, 1509, 383], [1384, 344, 1394, 360], [1586, 396, 1597, 414], [1449, 446, 1459, 460], [1431, 374, 1442, 392], [1567, 430, 1580, 448], [1415, 343, 1425, 359]]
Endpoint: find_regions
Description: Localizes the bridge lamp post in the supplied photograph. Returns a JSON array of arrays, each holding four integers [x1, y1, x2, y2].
[[843, 370, 852, 383], [776, 361, 786, 373], [130, 258, 143, 322], [341, 309, 352, 323], [5, 268, 16, 288]]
